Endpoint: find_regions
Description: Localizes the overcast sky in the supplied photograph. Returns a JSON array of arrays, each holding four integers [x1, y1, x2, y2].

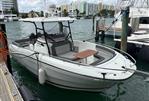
[[18, 0, 117, 12]]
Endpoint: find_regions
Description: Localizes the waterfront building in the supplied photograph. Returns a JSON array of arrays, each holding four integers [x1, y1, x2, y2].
[[0, 0, 18, 14], [68, 3, 75, 17], [48, 4, 56, 16], [46, 4, 62, 17], [68, 1, 99, 17], [98, 2, 103, 11], [68, 1, 77, 17], [13, 0, 18, 14], [77, 1, 86, 14], [0, 0, 18, 21], [68, 1, 86, 17]]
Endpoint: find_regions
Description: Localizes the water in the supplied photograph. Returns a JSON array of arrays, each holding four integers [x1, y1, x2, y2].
[[3, 19, 149, 101]]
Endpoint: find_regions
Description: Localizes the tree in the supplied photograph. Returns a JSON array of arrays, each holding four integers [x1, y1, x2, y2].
[[10, 7, 17, 14], [109, 10, 115, 17], [100, 9, 108, 17], [63, 9, 68, 17], [40, 11, 44, 17], [76, 9, 79, 17], [28, 10, 39, 18], [21, 13, 28, 18]]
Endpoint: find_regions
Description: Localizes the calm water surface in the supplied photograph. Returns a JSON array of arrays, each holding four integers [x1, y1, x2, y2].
[[3, 19, 149, 101]]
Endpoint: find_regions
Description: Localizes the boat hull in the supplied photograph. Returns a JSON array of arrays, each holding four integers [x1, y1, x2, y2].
[[12, 53, 117, 92], [115, 41, 149, 61]]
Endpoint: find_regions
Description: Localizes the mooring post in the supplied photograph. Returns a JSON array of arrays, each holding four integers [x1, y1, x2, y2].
[[95, 20, 99, 42], [121, 7, 129, 52], [92, 16, 95, 32], [58, 22, 63, 33]]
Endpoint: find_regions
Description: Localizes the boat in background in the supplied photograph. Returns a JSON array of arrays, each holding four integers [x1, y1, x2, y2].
[[114, 0, 149, 61], [0, 14, 18, 22], [9, 17, 136, 92]]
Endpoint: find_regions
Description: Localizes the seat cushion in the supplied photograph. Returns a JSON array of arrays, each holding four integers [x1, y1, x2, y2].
[[51, 40, 72, 56], [59, 52, 76, 60]]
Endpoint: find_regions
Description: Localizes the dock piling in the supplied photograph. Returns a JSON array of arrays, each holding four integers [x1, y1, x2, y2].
[[120, 7, 129, 52]]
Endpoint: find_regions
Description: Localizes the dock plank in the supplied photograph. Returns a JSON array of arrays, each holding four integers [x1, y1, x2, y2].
[[0, 62, 23, 101]]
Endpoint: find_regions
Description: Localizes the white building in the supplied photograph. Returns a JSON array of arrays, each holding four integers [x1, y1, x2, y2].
[[0, 0, 18, 20], [1, 0, 14, 11], [85, 3, 98, 16], [0, 0, 18, 14], [68, 1, 86, 17], [68, 1, 99, 17]]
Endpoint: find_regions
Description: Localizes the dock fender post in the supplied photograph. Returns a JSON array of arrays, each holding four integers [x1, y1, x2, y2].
[[95, 30, 99, 42], [100, 31, 105, 43], [38, 68, 46, 84]]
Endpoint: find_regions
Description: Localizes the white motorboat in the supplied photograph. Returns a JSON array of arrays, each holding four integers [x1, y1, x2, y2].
[[9, 17, 136, 92]]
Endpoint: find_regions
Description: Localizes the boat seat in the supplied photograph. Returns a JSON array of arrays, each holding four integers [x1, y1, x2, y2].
[[58, 51, 77, 60], [51, 40, 73, 55], [51, 40, 79, 60]]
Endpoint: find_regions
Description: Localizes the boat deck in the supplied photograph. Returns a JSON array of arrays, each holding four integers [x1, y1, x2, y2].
[[0, 62, 23, 101]]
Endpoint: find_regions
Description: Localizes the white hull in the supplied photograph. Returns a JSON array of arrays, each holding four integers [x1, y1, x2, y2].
[[12, 52, 117, 91]]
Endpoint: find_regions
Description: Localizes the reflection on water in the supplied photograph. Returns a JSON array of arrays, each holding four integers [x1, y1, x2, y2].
[[4, 20, 149, 101]]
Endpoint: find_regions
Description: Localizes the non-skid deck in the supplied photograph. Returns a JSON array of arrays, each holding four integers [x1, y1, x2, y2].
[[0, 62, 23, 101]]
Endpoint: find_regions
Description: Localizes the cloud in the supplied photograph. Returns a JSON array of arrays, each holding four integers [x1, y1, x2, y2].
[[18, 0, 42, 12], [20, 0, 41, 6], [103, 0, 116, 5]]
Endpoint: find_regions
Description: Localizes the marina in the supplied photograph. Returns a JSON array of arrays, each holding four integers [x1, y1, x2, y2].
[[0, 0, 149, 101], [3, 19, 149, 101]]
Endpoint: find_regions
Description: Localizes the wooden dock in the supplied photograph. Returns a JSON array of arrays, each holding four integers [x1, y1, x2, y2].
[[0, 62, 24, 101]]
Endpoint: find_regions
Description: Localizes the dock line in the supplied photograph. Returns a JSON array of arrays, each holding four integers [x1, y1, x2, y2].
[[122, 66, 149, 77]]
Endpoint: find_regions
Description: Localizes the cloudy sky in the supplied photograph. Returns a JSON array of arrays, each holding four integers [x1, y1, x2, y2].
[[18, 0, 117, 12]]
